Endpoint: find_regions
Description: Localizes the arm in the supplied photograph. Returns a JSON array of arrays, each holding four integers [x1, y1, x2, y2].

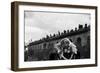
[[60, 52, 68, 60], [69, 53, 74, 59], [54, 43, 61, 53]]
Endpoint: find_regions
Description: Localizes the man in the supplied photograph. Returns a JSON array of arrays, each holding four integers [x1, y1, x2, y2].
[[54, 38, 78, 60]]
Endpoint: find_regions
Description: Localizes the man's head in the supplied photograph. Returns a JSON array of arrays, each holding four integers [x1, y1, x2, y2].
[[60, 38, 73, 53], [61, 39, 70, 47]]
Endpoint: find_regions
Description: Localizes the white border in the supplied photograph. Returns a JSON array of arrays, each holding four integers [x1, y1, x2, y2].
[[18, 5, 96, 68]]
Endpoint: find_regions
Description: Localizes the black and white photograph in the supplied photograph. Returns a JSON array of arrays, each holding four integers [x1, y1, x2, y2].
[[11, 2, 97, 71], [24, 11, 91, 61]]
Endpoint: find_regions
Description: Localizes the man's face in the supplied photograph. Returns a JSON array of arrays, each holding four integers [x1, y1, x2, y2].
[[61, 40, 69, 47], [65, 41, 69, 46]]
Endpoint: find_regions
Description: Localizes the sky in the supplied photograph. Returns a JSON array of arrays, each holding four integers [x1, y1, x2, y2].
[[24, 11, 91, 44]]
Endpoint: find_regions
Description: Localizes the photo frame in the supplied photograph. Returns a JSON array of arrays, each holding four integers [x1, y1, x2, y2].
[[11, 1, 98, 71]]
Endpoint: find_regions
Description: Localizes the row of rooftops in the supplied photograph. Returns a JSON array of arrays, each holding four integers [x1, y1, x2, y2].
[[28, 24, 90, 46]]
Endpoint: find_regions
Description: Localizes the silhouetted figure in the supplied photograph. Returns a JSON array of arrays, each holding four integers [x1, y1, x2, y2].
[[49, 44, 60, 60], [24, 50, 28, 61], [49, 51, 60, 60], [84, 36, 90, 58], [76, 37, 84, 59]]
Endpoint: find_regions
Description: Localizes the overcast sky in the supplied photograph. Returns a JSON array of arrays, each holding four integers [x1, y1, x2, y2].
[[24, 11, 91, 43]]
